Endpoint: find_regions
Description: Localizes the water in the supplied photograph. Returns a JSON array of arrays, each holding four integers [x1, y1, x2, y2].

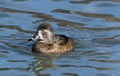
[[0, 0, 120, 76]]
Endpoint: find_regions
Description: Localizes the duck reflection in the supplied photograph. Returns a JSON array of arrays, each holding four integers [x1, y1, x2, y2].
[[29, 54, 61, 76]]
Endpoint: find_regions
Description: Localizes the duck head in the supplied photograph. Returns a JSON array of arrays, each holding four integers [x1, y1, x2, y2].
[[28, 23, 55, 44]]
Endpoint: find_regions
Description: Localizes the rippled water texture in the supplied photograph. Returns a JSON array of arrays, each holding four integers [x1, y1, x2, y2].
[[1, 0, 120, 76]]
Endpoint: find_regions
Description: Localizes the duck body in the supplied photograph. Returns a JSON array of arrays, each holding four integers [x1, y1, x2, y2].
[[28, 23, 75, 54]]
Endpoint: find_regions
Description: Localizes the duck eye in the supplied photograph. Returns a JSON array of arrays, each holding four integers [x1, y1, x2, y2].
[[42, 29, 45, 32]]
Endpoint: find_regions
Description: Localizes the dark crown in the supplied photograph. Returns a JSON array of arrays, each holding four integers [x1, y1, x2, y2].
[[38, 23, 53, 32]]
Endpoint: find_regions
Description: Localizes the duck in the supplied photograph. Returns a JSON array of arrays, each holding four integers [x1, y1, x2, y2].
[[28, 23, 75, 54]]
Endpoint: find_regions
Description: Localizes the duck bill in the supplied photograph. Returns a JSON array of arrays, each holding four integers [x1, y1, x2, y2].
[[28, 32, 40, 41]]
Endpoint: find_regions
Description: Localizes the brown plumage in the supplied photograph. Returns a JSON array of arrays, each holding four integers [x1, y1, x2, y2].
[[28, 23, 75, 54]]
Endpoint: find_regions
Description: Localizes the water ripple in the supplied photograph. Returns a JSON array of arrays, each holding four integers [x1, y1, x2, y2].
[[52, 9, 120, 22], [0, 24, 34, 34], [0, 7, 84, 27]]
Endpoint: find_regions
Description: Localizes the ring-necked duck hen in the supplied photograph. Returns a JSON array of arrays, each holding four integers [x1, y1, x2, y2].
[[28, 23, 75, 54]]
